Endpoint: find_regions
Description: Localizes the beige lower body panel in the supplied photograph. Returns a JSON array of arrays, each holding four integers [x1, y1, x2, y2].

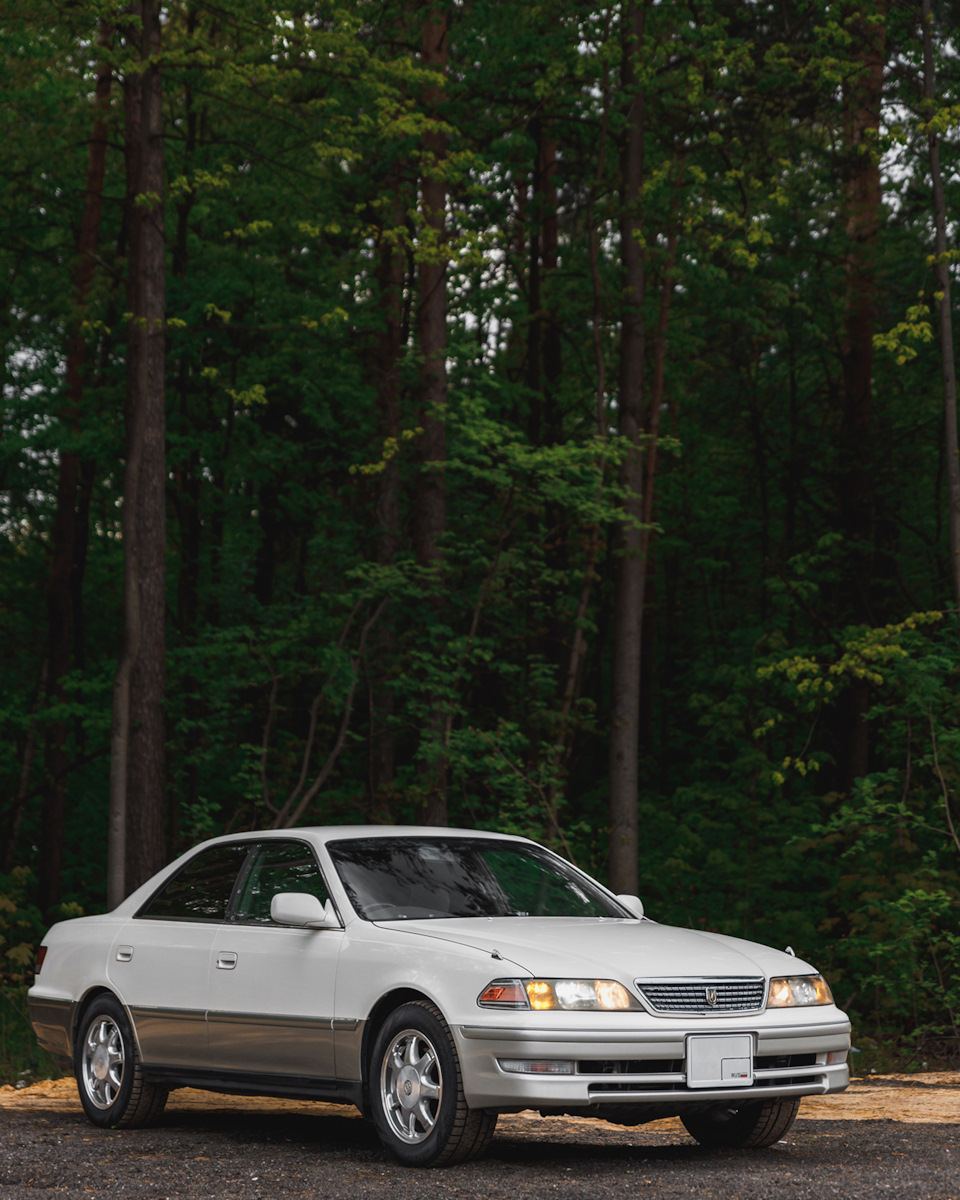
[[27, 996, 75, 1063]]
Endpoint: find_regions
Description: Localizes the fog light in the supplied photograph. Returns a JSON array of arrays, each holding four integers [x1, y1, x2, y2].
[[498, 1058, 575, 1075]]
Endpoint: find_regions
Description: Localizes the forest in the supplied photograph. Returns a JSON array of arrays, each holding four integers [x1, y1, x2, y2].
[[2, 0, 960, 1079]]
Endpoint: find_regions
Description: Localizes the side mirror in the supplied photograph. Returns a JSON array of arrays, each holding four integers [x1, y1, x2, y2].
[[270, 892, 340, 929], [616, 893, 645, 920]]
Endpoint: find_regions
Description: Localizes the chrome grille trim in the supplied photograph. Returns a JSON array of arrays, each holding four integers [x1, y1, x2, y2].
[[635, 976, 765, 1014]]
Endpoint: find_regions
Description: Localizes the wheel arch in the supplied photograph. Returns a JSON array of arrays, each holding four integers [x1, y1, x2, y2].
[[72, 987, 137, 1057], [360, 987, 442, 1108]]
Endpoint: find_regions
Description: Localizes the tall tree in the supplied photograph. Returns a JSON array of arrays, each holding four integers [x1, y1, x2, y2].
[[835, 0, 888, 790], [368, 191, 406, 818], [525, 118, 562, 446], [39, 20, 113, 917], [921, 0, 960, 614], [608, 0, 646, 895], [414, 3, 450, 826], [109, 0, 167, 904]]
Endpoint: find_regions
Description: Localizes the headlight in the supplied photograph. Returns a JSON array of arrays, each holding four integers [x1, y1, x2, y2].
[[478, 977, 639, 1011], [767, 974, 833, 1007]]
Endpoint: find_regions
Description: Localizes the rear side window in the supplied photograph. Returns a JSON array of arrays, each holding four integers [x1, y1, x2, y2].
[[138, 843, 252, 921]]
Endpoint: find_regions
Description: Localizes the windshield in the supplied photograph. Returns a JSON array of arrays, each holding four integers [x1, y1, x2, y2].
[[326, 837, 625, 920]]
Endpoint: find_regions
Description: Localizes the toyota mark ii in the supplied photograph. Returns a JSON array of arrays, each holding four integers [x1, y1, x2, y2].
[[28, 826, 850, 1165]]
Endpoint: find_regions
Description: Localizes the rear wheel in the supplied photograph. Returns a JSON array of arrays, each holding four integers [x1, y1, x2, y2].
[[681, 1096, 800, 1148], [370, 1001, 496, 1166], [75, 994, 167, 1129]]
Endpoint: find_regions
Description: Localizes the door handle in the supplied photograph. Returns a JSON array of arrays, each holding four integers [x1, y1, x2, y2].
[[115, 946, 134, 963], [216, 951, 238, 970]]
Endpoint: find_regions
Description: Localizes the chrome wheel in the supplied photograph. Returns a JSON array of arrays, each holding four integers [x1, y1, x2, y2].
[[379, 1026, 443, 1144], [81, 1015, 125, 1110], [74, 995, 167, 1129]]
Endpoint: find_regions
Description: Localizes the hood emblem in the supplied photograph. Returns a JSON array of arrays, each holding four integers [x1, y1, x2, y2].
[[705, 987, 718, 1007]]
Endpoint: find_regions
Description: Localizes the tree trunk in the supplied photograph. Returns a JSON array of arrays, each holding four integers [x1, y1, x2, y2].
[[608, 0, 646, 895], [921, 0, 960, 614], [39, 22, 113, 917], [540, 131, 562, 440], [172, 64, 201, 846], [173, 73, 199, 641], [369, 192, 406, 819], [836, 0, 886, 792], [414, 5, 449, 827], [525, 121, 542, 442], [637, 234, 677, 752], [109, 0, 166, 905], [544, 35, 613, 844], [640, 232, 676, 566], [525, 121, 561, 445], [838, 1, 886, 624]]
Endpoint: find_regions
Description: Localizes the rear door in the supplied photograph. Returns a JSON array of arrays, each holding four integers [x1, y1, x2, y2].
[[109, 842, 253, 1067]]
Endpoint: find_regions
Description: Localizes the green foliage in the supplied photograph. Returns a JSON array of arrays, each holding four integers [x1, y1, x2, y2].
[[0, 869, 75, 1085], [0, 869, 42, 991], [874, 296, 935, 366], [755, 610, 960, 1039], [0, 985, 65, 1088]]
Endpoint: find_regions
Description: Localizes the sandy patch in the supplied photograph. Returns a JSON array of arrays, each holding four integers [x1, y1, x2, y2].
[[2, 1073, 958, 1124], [799, 1073, 960, 1123], [0, 1076, 360, 1119]]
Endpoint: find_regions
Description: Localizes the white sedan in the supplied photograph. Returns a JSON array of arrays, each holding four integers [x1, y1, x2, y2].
[[28, 825, 850, 1165]]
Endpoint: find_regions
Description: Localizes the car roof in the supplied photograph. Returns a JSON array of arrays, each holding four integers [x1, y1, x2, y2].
[[214, 825, 533, 847]]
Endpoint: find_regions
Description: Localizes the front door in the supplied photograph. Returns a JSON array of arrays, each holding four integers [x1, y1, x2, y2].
[[206, 839, 342, 1080]]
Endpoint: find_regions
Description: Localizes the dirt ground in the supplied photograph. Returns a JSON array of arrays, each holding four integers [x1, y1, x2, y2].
[[2, 1074, 958, 1200], [3, 1069, 959, 1125]]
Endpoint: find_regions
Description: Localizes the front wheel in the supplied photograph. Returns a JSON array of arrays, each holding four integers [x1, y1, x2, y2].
[[370, 1001, 496, 1166], [681, 1096, 800, 1148], [75, 994, 167, 1129]]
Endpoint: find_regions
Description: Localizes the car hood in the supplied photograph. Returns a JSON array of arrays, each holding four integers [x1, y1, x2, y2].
[[379, 917, 816, 979]]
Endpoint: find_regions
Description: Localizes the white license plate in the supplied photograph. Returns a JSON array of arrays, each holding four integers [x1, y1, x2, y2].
[[686, 1034, 754, 1088]]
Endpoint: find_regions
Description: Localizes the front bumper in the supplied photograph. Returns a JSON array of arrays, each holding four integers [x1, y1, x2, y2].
[[454, 1010, 851, 1109]]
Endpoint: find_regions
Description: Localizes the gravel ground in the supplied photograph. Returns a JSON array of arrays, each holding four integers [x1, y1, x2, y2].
[[1, 1082, 958, 1200]]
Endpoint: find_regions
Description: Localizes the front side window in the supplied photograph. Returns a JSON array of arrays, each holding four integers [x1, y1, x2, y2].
[[327, 837, 624, 921], [138, 843, 252, 922], [231, 840, 330, 924]]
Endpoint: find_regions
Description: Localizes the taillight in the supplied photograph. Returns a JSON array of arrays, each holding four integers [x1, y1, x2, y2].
[[35, 946, 48, 975]]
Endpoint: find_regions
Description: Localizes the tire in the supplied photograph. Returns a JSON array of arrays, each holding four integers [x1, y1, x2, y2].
[[681, 1096, 800, 1148], [370, 1001, 497, 1167], [74, 994, 168, 1129]]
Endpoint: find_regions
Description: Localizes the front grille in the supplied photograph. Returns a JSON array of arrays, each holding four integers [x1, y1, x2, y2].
[[635, 978, 765, 1014]]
